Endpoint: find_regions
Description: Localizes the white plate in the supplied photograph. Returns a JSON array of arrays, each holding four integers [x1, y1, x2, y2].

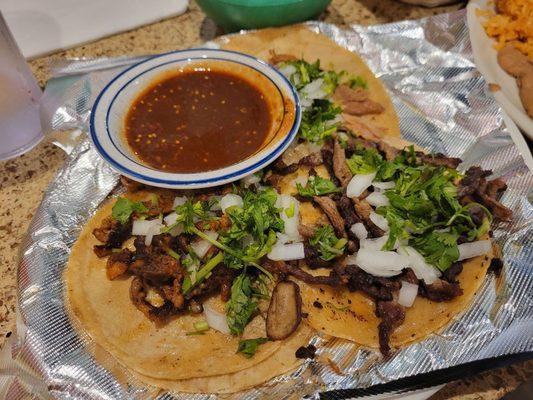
[[466, 0, 533, 139], [90, 48, 301, 189]]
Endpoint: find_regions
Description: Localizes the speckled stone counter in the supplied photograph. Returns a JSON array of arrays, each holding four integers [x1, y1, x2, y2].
[[0, 1, 530, 398]]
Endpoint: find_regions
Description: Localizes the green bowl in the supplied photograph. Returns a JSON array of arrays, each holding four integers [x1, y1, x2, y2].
[[196, 0, 332, 32]]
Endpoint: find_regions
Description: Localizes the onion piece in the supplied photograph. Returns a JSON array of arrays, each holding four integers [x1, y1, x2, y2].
[[278, 64, 296, 78], [278, 194, 301, 241], [457, 240, 492, 261], [369, 211, 389, 231], [275, 232, 291, 245], [398, 281, 418, 307], [366, 192, 390, 208], [347, 248, 408, 277], [347, 172, 376, 198], [397, 246, 441, 284], [372, 181, 395, 190], [173, 196, 187, 208], [163, 212, 178, 226], [210, 195, 222, 211], [219, 194, 243, 213], [267, 243, 305, 261], [350, 223, 368, 240], [292, 174, 308, 188], [191, 231, 218, 259], [242, 174, 261, 188], [301, 78, 326, 100], [359, 235, 394, 251], [132, 219, 163, 246], [203, 304, 230, 334]]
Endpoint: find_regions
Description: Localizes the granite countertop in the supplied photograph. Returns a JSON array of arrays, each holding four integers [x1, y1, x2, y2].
[[0, 0, 531, 398]]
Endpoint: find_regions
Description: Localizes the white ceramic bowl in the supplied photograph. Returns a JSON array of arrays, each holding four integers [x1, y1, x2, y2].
[[90, 48, 301, 188]]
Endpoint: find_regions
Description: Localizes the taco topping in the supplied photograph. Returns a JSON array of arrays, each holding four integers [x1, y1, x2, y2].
[[91, 57, 511, 358]]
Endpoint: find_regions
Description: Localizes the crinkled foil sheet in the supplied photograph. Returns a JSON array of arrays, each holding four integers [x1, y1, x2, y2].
[[3, 10, 532, 399]]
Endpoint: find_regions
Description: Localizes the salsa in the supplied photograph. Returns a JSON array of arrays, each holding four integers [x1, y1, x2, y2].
[[125, 69, 272, 172]]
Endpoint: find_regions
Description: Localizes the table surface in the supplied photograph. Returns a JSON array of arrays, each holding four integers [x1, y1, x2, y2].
[[0, 1, 531, 398]]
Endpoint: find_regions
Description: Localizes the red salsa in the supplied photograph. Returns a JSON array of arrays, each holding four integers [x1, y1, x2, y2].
[[124, 69, 272, 173]]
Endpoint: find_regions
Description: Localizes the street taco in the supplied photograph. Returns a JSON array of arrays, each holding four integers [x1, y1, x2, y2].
[[64, 25, 511, 394]]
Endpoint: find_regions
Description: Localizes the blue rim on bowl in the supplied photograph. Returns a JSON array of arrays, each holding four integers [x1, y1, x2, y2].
[[89, 48, 301, 189]]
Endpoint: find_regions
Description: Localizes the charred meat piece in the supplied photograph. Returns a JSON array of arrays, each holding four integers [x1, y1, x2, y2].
[[352, 198, 385, 237], [313, 196, 347, 238], [333, 85, 385, 116], [298, 223, 317, 239], [266, 281, 302, 340], [106, 248, 132, 280], [419, 279, 463, 302], [477, 193, 512, 221], [401, 268, 419, 285], [184, 264, 236, 302], [332, 140, 352, 187], [264, 259, 342, 286], [161, 277, 185, 309], [442, 262, 463, 284], [303, 244, 331, 269], [92, 216, 132, 251], [271, 152, 324, 176], [129, 277, 174, 324], [263, 172, 284, 192], [321, 142, 341, 187], [129, 251, 184, 283], [417, 152, 461, 169], [458, 166, 492, 198], [120, 176, 145, 192], [377, 140, 400, 161], [376, 301, 405, 357], [93, 245, 113, 258], [337, 195, 361, 227], [345, 265, 399, 301], [484, 178, 507, 199]]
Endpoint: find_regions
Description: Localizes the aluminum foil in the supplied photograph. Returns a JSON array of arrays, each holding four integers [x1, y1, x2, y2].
[[3, 10, 532, 399]]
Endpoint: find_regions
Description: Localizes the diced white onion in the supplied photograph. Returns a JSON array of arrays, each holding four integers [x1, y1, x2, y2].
[[360, 235, 389, 251], [366, 192, 390, 208], [275, 232, 291, 245], [301, 78, 326, 100], [347, 172, 377, 198], [325, 114, 343, 128], [242, 173, 261, 188], [350, 223, 368, 240], [397, 246, 441, 284], [173, 196, 187, 208], [145, 288, 165, 308], [164, 212, 178, 226], [132, 219, 163, 246], [191, 231, 218, 259], [372, 181, 395, 190], [347, 248, 408, 277], [369, 212, 389, 231], [203, 304, 230, 334], [169, 225, 184, 237], [267, 243, 305, 261], [292, 174, 308, 188], [278, 64, 296, 78], [219, 194, 243, 213], [278, 194, 301, 241], [457, 240, 492, 261], [398, 281, 418, 308], [300, 97, 313, 109]]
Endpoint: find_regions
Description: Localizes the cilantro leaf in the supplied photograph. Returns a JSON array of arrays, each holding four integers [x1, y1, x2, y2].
[[112, 197, 148, 224], [309, 225, 347, 261], [297, 175, 341, 197], [410, 231, 460, 271], [237, 338, 269, 358], [299, 99, 342, 143], [226, 273, 259, 335], [346, 146, 384, 175], [348, 75, 368, 89], [280, 59, 323, 90]]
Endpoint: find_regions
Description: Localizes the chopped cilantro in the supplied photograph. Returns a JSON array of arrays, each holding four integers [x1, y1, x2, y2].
[[237, 338, 269, 358], [297, 175, 341, 197], [111, 197, 148, 224], [226, 273, 259, 335], [309, 225, 347, 261], [182, 252, 223, 294], [348, 75, 368, 89], [346, 146, 383, 174], [299, 99, 342, 143]]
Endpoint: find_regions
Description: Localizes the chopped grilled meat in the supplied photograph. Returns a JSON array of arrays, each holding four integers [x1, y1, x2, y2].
[[488, 257, 504, 276], [129, 277, 174, 324], [333, 85, 385, 116], [303, 244, 331, 269], [477, 193, 512, 221], [458, 166, 492, 198], [345, 265, 399, 301], [417, 152, 461, 169], [300, 152, 324, 167], [401, 268, 419, 285], [192, 185, 232, 202], [263, 172, 284, 192], [419, 279, 463, 302], [174, 234, 191, 256], [485, 177, 507, 199], [120, 176, 145, 192], [337, 195, 361, 227], [130, 238, 184, 283], [184, 264, 236, 302], [321, 143, 341, 187], [106, 249, 132, 280], [271, 152, 323, 176], [269, 52, 297, 65], [295, 344, 317, 359], [341, 115, 384, 143], [352, 198, 385, 237], [263, 259, 342, 286], [189, 299, 203, 314], [377, 140, 400, 161], [93, 245, 113, 258], [161, 278, 185, 309], [143, 190, 176, 216], [298, 223, 317, 239], [376, 301, 405, 357], [442, 262, 463, 284], [333, 140, 352, 187], [92, 216, 132, 250], [313, 196, 347, 238]]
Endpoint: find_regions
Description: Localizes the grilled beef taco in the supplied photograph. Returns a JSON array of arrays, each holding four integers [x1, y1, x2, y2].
[[64, 25, 511, 394]]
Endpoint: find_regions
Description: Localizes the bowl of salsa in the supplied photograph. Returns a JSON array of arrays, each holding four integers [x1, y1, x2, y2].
[[90, 48, 300, 188]]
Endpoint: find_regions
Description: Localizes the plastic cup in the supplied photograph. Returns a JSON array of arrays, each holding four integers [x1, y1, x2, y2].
[[0, 12, 43, 161]]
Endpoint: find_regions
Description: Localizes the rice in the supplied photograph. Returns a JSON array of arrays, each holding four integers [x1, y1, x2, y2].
[[480, 0, 533, 60]]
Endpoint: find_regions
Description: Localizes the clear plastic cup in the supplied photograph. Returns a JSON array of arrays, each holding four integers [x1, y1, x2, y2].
[[0, 12, 43, 161]]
